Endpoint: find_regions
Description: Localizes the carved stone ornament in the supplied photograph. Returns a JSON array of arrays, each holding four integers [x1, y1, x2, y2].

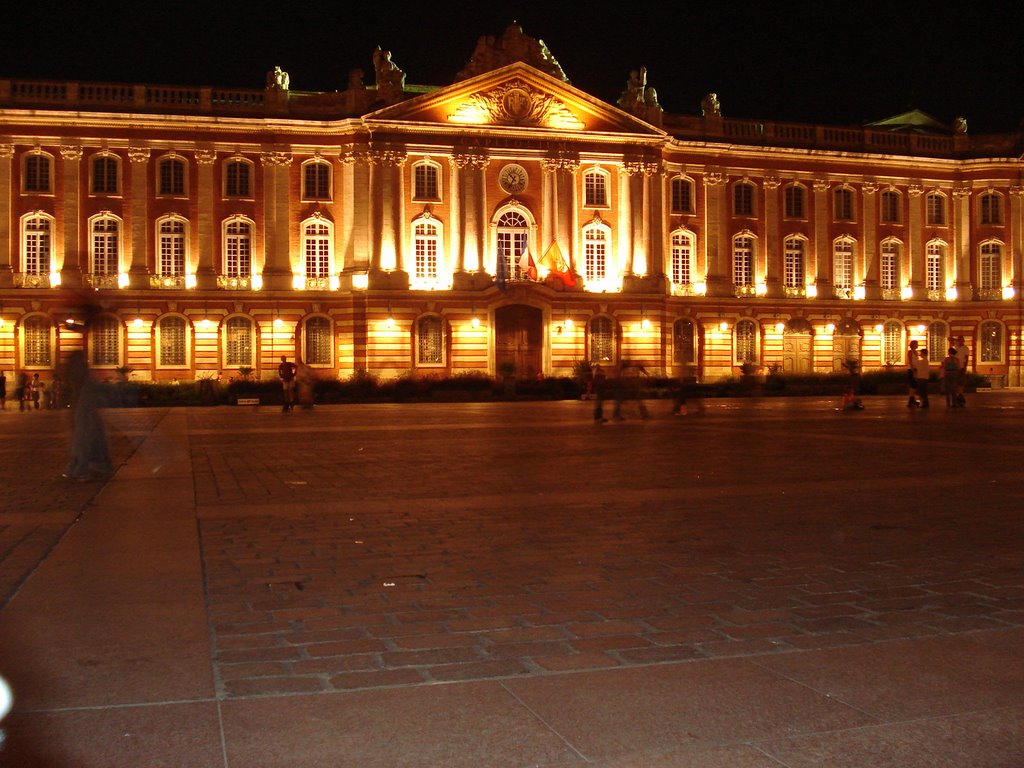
[[0, 144, 14, 159], [908, 184, 924, 197], [763, 176, 781, 190], [450, 79, 583, 129], [368, 149, 407, 167], [128, 147, 151, 163], [195, 149, 217, 165], [451, 153, 489, 171], [705, 172, 724, 186], [260, 152, 292, 167], [60, 146, 83, 161]]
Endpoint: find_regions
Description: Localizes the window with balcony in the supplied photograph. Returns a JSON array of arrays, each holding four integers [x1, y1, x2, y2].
[[733, 235, 754, 290], [302, 219, 331, 284], [670, 230, 694, 289], [784, 237, 806, 291], [22, 214, 52, 277], [880, 240, 900, 293], [157, 217, 187, 276], [582, 223, 609, 286], [979, 242, 1002, 292], [90, 216, 120, 278], [412, 219, 440, 287], [833, 238, 854, 296], [926, 242, 945, 294], [224, 218, 252, 279]]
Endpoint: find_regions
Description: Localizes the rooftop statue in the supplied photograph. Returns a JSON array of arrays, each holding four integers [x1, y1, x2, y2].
[[617, 67, 663, 126], [456, 23, 568, 82], [266, 66, 290, 91], [373, 47, 406, 104], [701, 92, 721, 117]]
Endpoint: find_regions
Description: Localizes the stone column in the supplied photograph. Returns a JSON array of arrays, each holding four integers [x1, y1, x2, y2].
[[953, 185, 973, 301], [57, 146, 84, 288], [861, 182, 880, 296], [194, 149, 217, 289], [763, 176, 782, 297], [450, 151, 488, 283], [127, 147, 151, 288], [1011, 186, 1024, 294], [260, 151, 292, 291], [812, 178, 832, 298], [617, 166, 635, 276], [340, 145, 372, 282], [368, 147, 410, 289], [702, 170, 730, 296], [0, 144, 12, 287]]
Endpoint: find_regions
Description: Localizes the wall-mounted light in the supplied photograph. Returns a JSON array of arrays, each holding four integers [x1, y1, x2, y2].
[[273, 317, 283, 328], [915, 324, 926, 334], [640, 317, 652, 331], [874, 323, 884, 333], [775, 322, 785, 334], [133, 316, 143, 327], [719, 320, 729, 332], [471, 316, 480, 329], [826, 322, 836, 334]]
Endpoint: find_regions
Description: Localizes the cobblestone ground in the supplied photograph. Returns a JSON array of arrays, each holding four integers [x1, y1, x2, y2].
[[0, 408, 157, 607], [189, 396, 1024, 698]]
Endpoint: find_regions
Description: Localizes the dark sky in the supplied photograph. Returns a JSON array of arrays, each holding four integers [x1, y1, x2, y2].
[[3, 1, 1023, 133]]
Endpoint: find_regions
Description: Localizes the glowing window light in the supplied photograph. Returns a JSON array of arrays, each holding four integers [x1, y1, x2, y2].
[[640, 317, 652, 331], [292, 274, 305, 290], [718, 320, 729, 332]]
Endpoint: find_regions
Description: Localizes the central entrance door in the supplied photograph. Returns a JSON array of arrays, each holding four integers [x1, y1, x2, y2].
[[495, 304, 543, 378]]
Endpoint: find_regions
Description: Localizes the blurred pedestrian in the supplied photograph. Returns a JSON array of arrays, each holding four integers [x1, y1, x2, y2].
[[0, 370, 6, 410], [13, 372, 27, 412], [612, 361, 650, 420], [912, 347, 931, 409], [592, 364, 608, 422], [296, 360, 316, 410], [940, 347, 961, 409], [906, 339, 920, 407], [954, 335, 969, 407], [278, 355, 297, 412], [30, 373, 42, 409], [62, 351, 114, 481]]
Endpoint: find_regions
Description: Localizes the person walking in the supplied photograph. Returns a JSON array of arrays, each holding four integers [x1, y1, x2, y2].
[[62, 351, 114, 481], [592, 364, 608, 422], [14, 372, 27, 412], [913, 347, 931, 409], [940, 347, 961, 409], [0, 370, 6, 410], [954, 335, 969, 407], [30, 373, 43, 409], [906, 339, 920, 407], [278, 355, 298, 412], [612, 361, 650, 421]]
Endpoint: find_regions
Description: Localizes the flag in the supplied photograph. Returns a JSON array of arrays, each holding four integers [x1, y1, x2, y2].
[[517, 248, 538, 281], [495, 251, 508, 292], [539, 242, 576, 287]]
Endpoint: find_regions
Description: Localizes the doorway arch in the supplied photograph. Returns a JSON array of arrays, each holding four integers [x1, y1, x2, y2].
[[495, 304, 543, 378]]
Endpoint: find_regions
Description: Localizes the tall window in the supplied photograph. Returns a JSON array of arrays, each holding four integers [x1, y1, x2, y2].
[[224, 316, 254, 367], [302, 220, 331, 279], [588, 316, 615, 363], [980, 192, 1002, 225], [304, 316, 333, 366], [158, 316, 187, 367], [925, 192, 946, 226], [584, 168, 608, 207], [224, 218, 252, 278], [90, 315, 120, 367], [979, 242, 1002, 291], [926, 242, 945, 293], [23, 316, 52, 367], [90, 216, 120, 276], [979, 320, 1002, 363], [22, 215, 52, 276], [674, 319, 695, 365], [583, 223, 609, 284], [669, 231, 694, 286], [416, 315, 444, 365], [834, 187, 854, 221], [880, 190, 901, 224], [784, 237, 805, 290], [224, 159, 252, 198], [880, 241, 899, 292], [784, 185, 805, 218], [496, 210, 529, 280], [670, 177, 694, 214], [412, 219, 440, 286], [928, 321, 948, 363], [158, 156, 186, 196], [92, 155, 119, 194], [883, 321, 902, 365], [734, 319, 757, 364], [23, 153, 52, 193], [833, 238, 854, 294], [302, 160, 331, 201], [733, 235, 754, 288], [733, 181, 754, 216], [158, 218, 186, 276], [413, 162, 440, 201]]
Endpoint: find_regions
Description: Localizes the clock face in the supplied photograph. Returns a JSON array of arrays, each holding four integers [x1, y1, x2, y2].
[[499, 163, 528, 194]]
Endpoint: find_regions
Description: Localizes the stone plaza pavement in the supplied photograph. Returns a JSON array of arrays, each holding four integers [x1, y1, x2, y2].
[[0, 392, 1022, 767]]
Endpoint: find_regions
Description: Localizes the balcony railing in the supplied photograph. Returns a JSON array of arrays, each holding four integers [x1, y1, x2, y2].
[[217, 275, 251, 290], [150, 275, 187, 289], [13, 272, 51, 288], [84, 273, 120, 290]]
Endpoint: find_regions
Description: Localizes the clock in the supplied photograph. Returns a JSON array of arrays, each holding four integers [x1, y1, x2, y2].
[[499, 163, 528, 194]]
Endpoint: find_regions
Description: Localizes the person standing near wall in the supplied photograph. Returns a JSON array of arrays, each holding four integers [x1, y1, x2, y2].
[[278, 355, 298, 412], [906, 339, 920, 407], [954, 335, 969, 406]]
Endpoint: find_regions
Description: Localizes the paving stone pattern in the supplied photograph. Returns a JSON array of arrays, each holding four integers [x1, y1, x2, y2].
[[190, 398, 1024, 698]]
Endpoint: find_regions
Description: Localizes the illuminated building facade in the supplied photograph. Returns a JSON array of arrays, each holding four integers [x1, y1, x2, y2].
[[1, 25, 1022, 386]]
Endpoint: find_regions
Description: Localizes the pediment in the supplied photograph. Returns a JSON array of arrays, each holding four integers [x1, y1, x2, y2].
[[366, 62, 665, 136]]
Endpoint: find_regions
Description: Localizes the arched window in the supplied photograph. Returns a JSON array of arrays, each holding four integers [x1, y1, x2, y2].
[[734, 319, 758, 364], [411, 218, 441, 288], [588, 316, 615, 364], [733, 180, 755, 216], [224, 316, 254, 368], [979, 320, 1003, 363], [304, 315, 333, 367], [880, 240, 900, 294], [733, 235, 755, 290], [673, 318, 696, 366], [669, 230, 694, 288], [833, 237, 854, 296], [90, 215, 120, 277], [302, 159, 332, 201], [784, 184, 805, 218], [157, 315, 188, 368], [883, 321, 903, 366], [23, 152, 52, 194], [22, 214, 53, 276], [784, 237, 806, 291], [979, 242, 1002, 292], [880, 189, 901, 224], [670, 176, 694, 214], [416, 315, 445, 366], [925, 192, 946, 226], [90, 315, 121, 367], [583, 168, 609, 208], [582, 221, 610, 287], [157, 217, 187, 276], [224, 158, 252, 198], [926, 242, 946, 294], [833, 186, 854, 221], [412, 161, 441, 201], [301, 218, 332, 284], [91, 154, 120, 195], [224, 217, 252, 279], [980, 192, 1002, 225], [928, 321, 949, 363], [495, 210, 530, 280], [157, 155, 186, 196], [22, 315, 52, 368]]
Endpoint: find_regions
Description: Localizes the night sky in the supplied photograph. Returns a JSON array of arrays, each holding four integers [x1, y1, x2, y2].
[[3, 2, 1023, 133]]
